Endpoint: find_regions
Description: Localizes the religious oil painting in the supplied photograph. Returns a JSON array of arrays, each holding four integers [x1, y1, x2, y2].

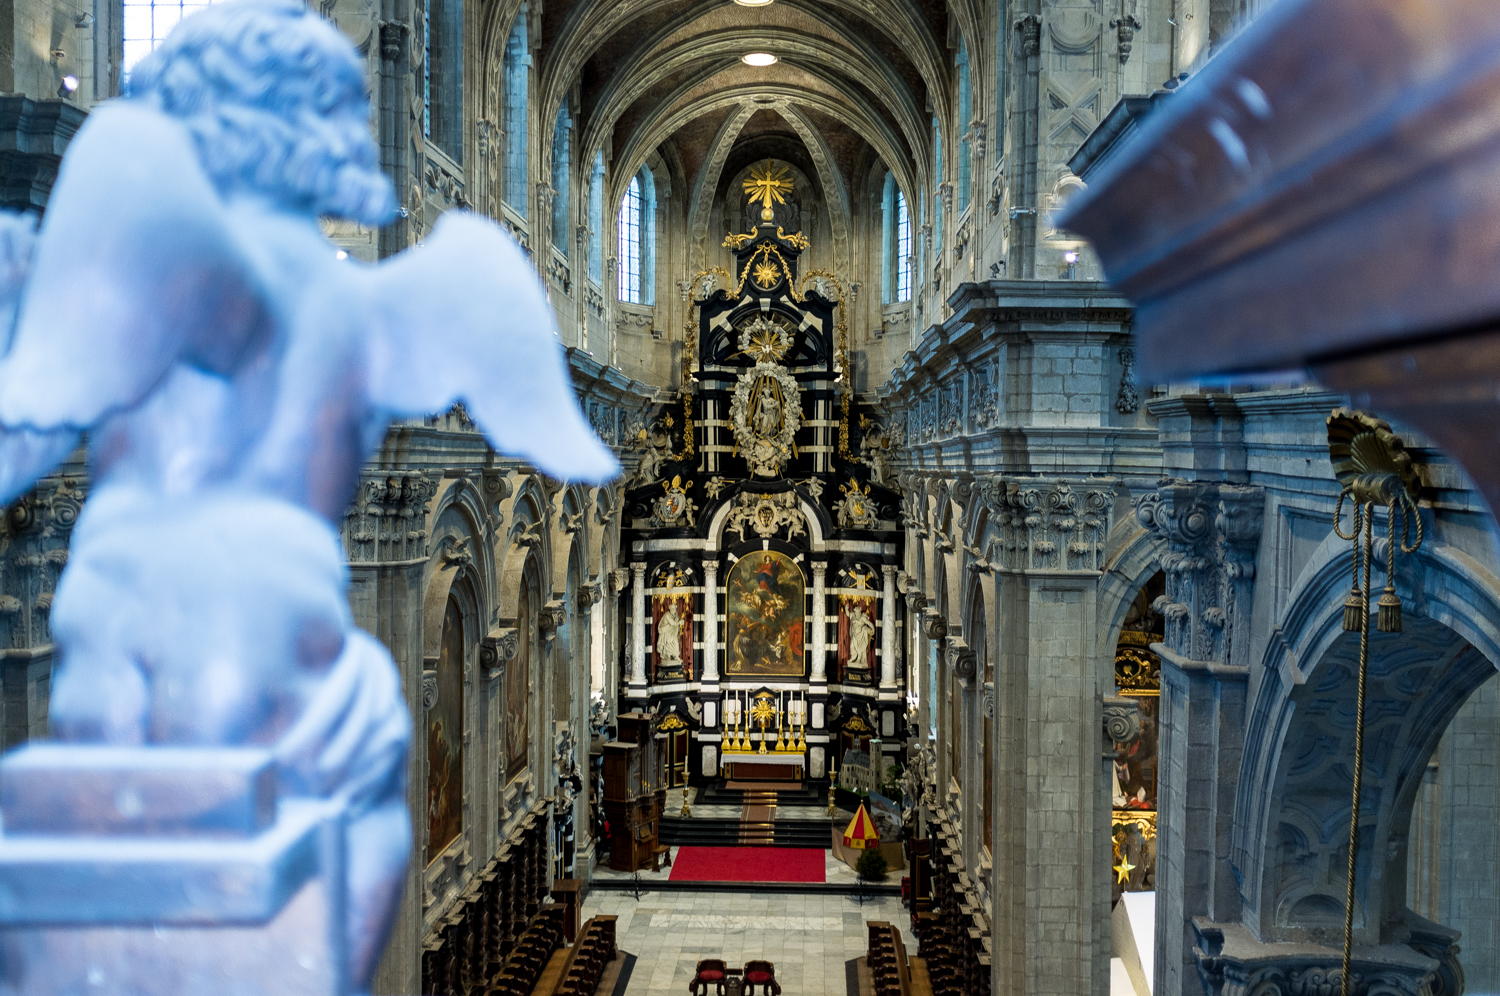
[[725, 550, 805, 676], [426, 598, 465, 864], [507, 586, 532, 778]]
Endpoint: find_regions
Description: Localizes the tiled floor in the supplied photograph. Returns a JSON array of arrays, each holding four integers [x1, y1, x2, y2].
[[579, 887, 916, 994]]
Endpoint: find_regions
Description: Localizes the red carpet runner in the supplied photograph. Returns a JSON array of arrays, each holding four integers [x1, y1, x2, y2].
[[667, 846, 826, 883]]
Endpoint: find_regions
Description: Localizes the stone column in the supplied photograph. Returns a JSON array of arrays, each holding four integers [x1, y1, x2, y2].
[[880, 564, 898, 690], [700, 558, 719, 682], [1134, 479, 1263, 996], [811, 561, 828, 681], [978, 474, 1116, 996], [627, 562, 647, 696], [348, 470, 438, 996]]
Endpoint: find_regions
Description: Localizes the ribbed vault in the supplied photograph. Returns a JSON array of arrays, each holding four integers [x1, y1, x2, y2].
[[532, 0, 947, 232]]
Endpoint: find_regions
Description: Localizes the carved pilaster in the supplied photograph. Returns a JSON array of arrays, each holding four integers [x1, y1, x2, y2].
[[342, 472, 440, 564], [810, 562, 828, 682], [482, 627, 519, 680], [881, 564, 898, 689], [628, 563, 647, 689], [538, 600, 566, 643], [0, 471, 83, 651], [1015, 14, 1041, 57], [1134, 479, 1264, 666], [701, 558, 720, 682], [1102, 696, 1141, 751], [945, 637, 975, 686], [576, 581, 602, 616], [977, 475, 1116, 573]]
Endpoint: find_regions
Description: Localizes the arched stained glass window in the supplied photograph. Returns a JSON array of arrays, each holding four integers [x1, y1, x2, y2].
[[881, 172, 912, 305], [895, 190, 911, 302], [588, 152, 604, 283], [503, 11, 529, 216], [957, 40, 972, 216], [616, 166, 655, 305], [617, 177, 642, 303], [551, 106, 571, 256]]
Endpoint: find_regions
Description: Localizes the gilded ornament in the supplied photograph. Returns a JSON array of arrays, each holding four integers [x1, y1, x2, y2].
[[744, 160, 794, 222], [751, 259, 782, 289], [729, 320, 802, 478]]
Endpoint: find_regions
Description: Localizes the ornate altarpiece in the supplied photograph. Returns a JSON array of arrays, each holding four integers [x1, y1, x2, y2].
[[616, 196, 908, 788]]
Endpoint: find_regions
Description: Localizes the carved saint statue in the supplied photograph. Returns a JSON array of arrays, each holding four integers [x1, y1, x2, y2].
[[847, 602, 876, 672], [751, 387, 782, 437], [656, 601, 685, 671], [0, 0, 616, 988], [629, 422, 673, 488], [861, 426, 893, 487]]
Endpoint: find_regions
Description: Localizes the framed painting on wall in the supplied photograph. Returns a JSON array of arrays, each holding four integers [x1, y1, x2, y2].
[[426, 597, 465, 863], [725, 549, 805, 677], [507, 586, 532, 779]]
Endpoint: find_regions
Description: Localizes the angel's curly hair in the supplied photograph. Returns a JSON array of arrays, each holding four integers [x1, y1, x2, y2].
[[129, 0, 396, 226]]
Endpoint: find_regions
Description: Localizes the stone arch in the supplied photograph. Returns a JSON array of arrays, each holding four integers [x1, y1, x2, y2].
[[686, 102, 758, 270], [536, 0, 948, 167], [1096, 519, 1168, 660], [775, 102, 853, 269], [1235, 538, 1500, 957], [498, 481, 549, 621], [613, 85, 919, 222], [424, 480, 493, 664]]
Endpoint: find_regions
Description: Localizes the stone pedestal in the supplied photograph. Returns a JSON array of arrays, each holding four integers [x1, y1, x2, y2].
[[0, 744, 350, 996]]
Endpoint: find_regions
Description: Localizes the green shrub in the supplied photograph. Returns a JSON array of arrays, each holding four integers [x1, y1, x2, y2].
[[856, 849, 889, 882]]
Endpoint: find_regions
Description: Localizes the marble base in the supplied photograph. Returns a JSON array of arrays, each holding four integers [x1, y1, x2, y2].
[[0, 745, 350, 996]]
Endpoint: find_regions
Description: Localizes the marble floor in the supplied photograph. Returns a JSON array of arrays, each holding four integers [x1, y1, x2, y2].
[[579, 886, 917, 994]]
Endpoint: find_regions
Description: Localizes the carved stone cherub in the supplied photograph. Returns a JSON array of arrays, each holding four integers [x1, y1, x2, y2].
[[0, 0, 616, 987]]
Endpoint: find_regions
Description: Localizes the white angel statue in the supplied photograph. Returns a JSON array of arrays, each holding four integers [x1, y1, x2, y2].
[[0, 0, 616, 989]]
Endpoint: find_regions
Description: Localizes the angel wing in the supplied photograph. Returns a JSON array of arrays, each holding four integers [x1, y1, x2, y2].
[[365, 212, 619, 484], [0, 102, 270, 432]]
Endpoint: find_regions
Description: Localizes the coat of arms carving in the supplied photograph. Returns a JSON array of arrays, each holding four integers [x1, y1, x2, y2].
[[650, 475, 697, 527]]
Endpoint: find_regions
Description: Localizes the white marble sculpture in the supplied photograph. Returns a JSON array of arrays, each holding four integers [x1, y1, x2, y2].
[[655, 601, 684, 670], [847, 602, 876, 672], [0, 0, 616, 989]]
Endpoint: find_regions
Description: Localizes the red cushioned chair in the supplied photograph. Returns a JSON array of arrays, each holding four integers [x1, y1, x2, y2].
[[742, 960, 780, 996], [690, 958, 727, 996]]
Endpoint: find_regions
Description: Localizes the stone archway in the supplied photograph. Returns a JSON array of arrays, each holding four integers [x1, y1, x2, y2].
[[1201, 542, 1500, 995]]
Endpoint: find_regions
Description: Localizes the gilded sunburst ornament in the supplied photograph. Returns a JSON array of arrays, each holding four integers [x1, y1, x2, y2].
[[752, 259, 782, 289], [750, 696, 777, 725], [738, 317, 793, 363]]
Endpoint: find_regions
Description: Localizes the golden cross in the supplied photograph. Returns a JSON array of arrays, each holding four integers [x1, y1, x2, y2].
[[744, 161, 793, 213]]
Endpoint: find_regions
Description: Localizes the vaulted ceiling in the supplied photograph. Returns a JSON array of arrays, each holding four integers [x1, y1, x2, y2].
[[533, 0, 953, 220]]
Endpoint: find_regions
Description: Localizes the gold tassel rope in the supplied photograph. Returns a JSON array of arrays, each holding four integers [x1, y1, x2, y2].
[[1332, 483, 1422, 996]]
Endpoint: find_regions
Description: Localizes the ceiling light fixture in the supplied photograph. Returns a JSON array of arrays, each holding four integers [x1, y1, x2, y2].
[[733, 0, 775, 6], [741, 52, 778, 67]]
